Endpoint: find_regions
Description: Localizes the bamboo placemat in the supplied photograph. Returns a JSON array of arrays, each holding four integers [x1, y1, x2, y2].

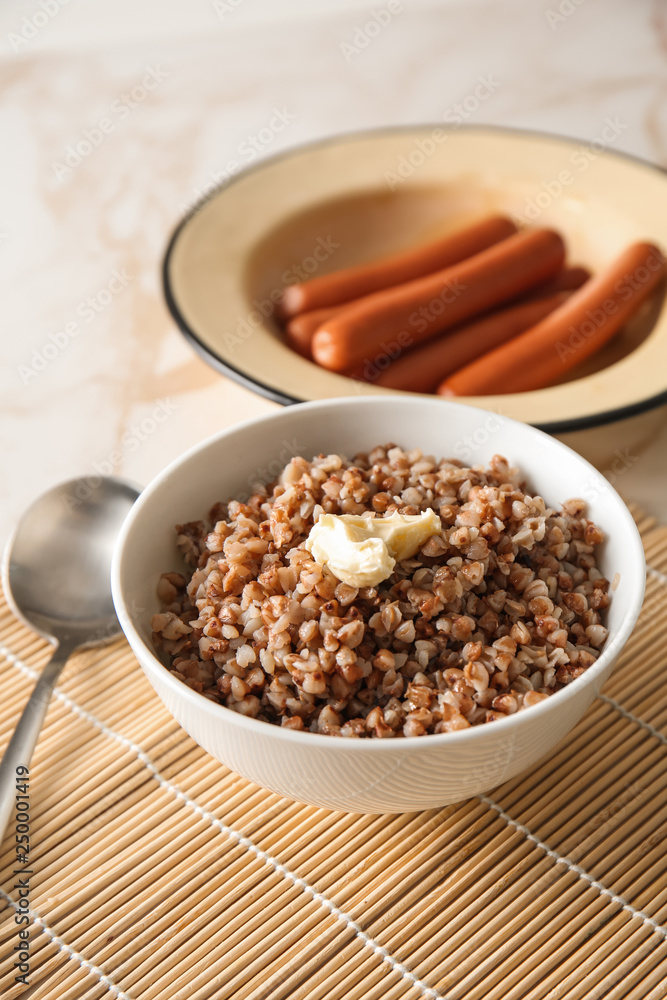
[[0, 502, 666, 1000]]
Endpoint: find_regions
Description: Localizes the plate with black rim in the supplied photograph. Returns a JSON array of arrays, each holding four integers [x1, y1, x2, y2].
[[162, 124, 667, 433]]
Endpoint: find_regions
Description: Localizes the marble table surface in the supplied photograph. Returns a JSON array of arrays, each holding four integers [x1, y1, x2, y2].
[[2, 0, 667, 546]]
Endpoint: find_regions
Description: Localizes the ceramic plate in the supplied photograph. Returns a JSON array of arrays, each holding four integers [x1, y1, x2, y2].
[[163, 126, 667, 432]]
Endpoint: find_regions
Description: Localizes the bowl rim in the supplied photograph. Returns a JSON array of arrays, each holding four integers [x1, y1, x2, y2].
[[162, 122, 667, 433], [111, 395, 646, 753]]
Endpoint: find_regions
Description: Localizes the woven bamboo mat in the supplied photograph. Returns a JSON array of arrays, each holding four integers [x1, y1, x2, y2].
[[0, 503, 666, 1000]]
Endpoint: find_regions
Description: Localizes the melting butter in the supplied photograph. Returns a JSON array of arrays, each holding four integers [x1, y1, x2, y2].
[[305, 509, 441, 588]]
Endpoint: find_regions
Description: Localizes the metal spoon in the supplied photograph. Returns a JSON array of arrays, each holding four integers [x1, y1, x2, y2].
[[0, 477, 140, 842]]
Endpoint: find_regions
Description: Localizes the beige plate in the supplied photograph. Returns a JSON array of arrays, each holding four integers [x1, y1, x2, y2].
[[163, 125, 667, 432]]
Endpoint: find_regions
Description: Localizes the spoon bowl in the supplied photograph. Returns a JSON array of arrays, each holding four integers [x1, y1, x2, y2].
[[4, 478, 140, 644]]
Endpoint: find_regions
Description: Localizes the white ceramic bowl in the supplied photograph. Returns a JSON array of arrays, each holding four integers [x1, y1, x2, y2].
[[111, 397, 645, 814]]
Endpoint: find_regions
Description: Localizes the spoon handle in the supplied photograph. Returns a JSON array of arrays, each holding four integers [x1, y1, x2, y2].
[[0, 640, 75, 845]]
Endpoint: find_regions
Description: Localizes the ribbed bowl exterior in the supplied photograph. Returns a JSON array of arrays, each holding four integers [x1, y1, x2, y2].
[[138, 651, 615, 814]]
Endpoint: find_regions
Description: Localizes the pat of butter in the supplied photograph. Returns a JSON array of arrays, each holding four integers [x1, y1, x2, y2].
[[305, 509, 441, 588]]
